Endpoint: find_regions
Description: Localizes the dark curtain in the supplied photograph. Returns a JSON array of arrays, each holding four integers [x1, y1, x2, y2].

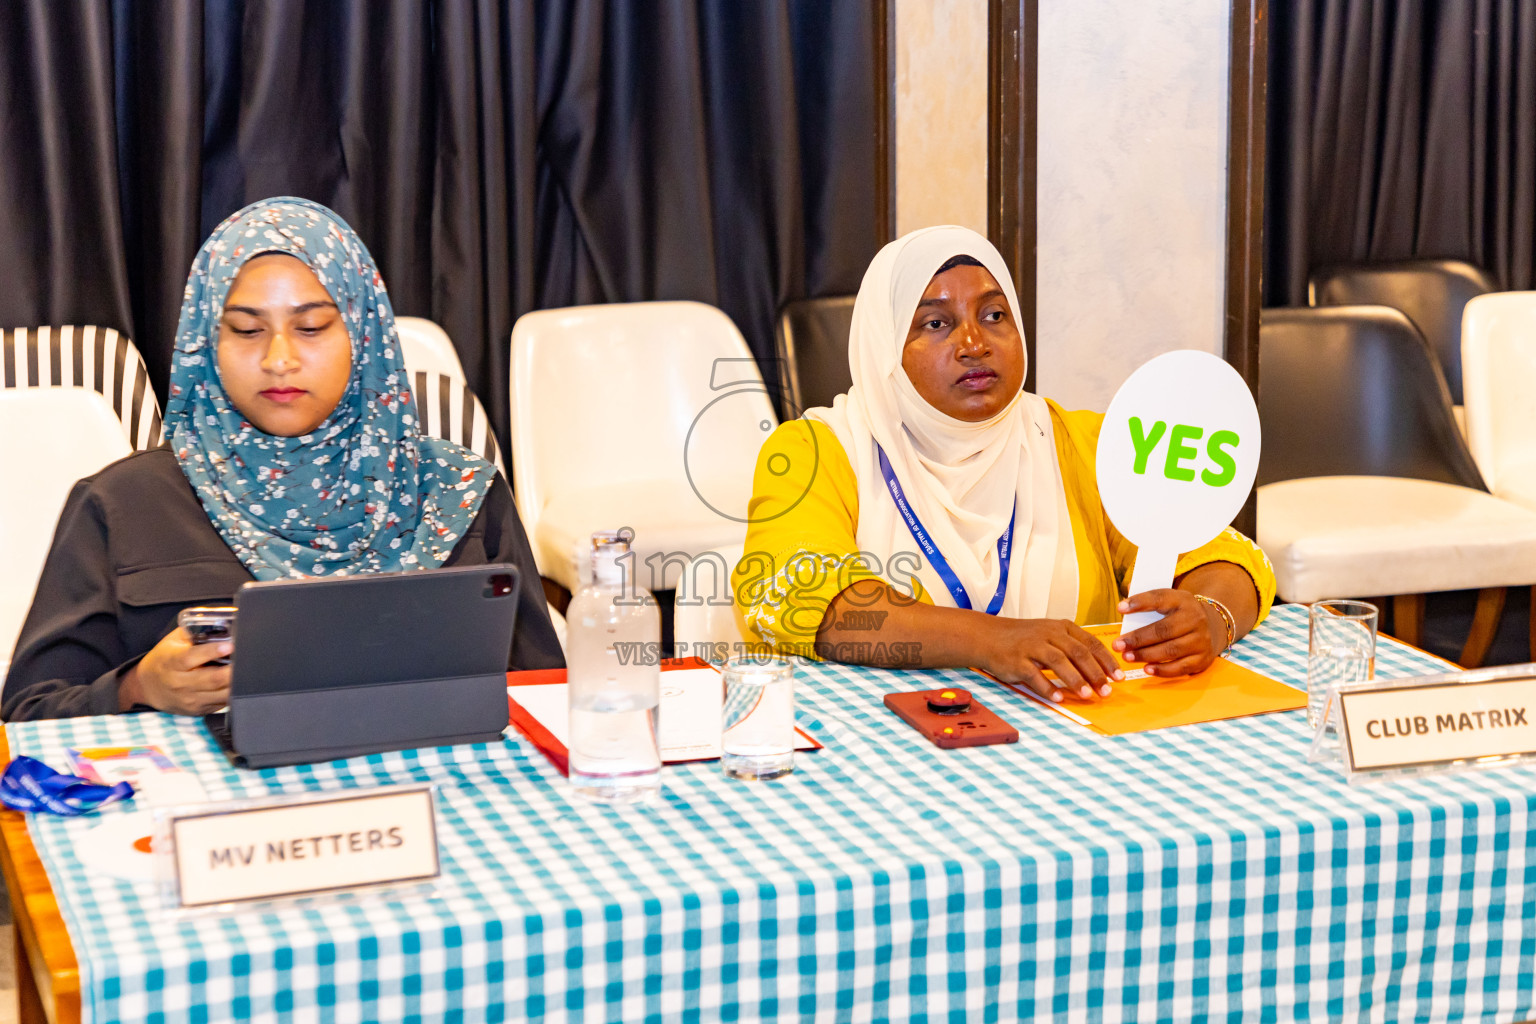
[[0, 0, 884, 448], [1265, 0, 1536, 305], [0, 3, 133, 352]]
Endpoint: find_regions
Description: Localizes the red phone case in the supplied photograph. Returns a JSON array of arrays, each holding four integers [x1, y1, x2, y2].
[[884, 689, 1019, 748]]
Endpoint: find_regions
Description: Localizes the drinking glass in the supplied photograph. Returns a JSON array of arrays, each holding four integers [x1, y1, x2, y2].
[[721, 655, 795, 780], [1308, 600, 1378, 730]]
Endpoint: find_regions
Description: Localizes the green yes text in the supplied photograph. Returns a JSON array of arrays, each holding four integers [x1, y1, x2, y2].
[[1128, 417, 1240, 486]]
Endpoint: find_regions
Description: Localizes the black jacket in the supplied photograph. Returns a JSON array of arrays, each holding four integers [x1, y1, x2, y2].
[[3, 448, 564, 721]]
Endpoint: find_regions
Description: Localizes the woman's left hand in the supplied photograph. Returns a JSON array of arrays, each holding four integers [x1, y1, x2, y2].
[[1112, 589, 1225, 677]]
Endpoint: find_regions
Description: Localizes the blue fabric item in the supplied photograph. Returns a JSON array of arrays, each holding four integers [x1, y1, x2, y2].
[[0, 756, 132, 815], [163, 196, 493, 580], [876, 441, 1014, 614]]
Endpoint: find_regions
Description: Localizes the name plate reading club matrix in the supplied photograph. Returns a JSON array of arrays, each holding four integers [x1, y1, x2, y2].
[[1337, 673, 1536, 774], [158, 785, 440, 908]]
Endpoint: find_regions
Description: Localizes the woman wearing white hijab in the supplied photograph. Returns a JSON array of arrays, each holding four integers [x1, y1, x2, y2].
[[736, 226, 1274, 703]]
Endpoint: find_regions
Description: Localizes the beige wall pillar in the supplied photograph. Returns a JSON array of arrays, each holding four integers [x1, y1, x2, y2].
[[892, 0, 1233, 414], [1034, 0, 1233, 412], [893, 0, 989, 238]]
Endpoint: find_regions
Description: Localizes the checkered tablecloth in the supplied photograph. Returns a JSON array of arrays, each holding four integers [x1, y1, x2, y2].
[[8, 603, 1535, 1023]]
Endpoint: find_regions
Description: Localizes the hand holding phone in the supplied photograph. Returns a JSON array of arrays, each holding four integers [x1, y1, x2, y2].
[[178, 606, 237, 666], [122, 610, 236, 715]]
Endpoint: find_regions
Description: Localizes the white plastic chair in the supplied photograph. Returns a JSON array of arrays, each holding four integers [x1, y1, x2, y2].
[[1463, 292, 1536, 511], [395, 316, 468, 384], [0, 389, 133, 667], [1461, 292, 1536, 661], [1, 325, 163, 449], [672, 544, 745, 660], [510, 301, 777, 593]]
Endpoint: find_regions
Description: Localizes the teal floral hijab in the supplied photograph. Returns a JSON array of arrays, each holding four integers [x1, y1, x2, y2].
[[164, 197, 494, 580]]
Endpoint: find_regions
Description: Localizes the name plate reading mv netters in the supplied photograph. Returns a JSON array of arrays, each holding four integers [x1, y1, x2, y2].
[[1339, 676, 1536, 773], [165, 785, 439, 908]]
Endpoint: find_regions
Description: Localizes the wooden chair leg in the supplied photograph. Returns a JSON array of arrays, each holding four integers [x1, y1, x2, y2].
[[1460, 586, 1507, 668], [1368, 596, 1391, 636], [1392, 593, 1425, 647], [1530, 584, 1536, 663], [541, 575, 572, 616]]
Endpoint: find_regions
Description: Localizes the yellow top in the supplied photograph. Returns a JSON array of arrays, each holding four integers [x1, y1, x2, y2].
[[733, 399, 1276, 656]]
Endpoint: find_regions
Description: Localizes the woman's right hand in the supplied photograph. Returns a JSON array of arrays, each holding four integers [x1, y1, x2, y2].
[[981, 618, 1121, 703], [119, 628, 232, 715]]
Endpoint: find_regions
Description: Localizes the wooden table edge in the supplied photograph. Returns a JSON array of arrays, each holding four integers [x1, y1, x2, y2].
[[0, 728, 82, 1024]]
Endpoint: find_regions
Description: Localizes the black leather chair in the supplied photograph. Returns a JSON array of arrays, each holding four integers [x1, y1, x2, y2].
[[1258, 306, 1485, 489], [774, 295, 854, 418], [1309, 258, 1499, 407], [1257, 305, 1536, 666]]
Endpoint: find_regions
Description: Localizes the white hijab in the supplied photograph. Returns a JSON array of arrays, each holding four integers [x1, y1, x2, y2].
[[805, 226, 1080, 619]]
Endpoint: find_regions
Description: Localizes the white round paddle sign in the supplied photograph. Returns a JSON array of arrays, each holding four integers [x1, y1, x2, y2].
[[1095, 349, 1260, 632]]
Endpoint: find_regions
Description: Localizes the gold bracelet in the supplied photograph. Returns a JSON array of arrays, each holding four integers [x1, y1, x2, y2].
[[1193, 593, 1236, 653]]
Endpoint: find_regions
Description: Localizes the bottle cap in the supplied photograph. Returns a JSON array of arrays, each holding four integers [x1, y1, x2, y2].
[[590, 529, 632, 556], [590, 529, 634, 583]]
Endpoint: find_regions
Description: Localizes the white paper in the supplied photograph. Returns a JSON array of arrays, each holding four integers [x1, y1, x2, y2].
[[77, 810, 158, 882], [136, 771, 210, 807], [510, 667, 815, 763], [658, 667, 729, 761]]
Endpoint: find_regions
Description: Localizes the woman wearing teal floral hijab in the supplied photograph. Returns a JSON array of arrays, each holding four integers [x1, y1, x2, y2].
[[167, 197, 491, 579], [4, 198, 562, 721]]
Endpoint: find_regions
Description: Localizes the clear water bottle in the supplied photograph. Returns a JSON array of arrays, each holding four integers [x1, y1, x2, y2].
[[566, 530, 662, 802]]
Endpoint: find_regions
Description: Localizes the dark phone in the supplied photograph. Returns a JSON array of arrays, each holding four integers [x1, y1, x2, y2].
[[179, 605, 236, 667], [884, 688, 1019, 749]]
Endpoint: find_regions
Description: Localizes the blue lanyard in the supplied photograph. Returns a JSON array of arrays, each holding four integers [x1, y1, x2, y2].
[[876, 443, 1014, 615], [0, 756, 133, 816]]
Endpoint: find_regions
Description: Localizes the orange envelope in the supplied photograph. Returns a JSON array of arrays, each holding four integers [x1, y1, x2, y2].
[[1016, 623, 1305, 736]]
